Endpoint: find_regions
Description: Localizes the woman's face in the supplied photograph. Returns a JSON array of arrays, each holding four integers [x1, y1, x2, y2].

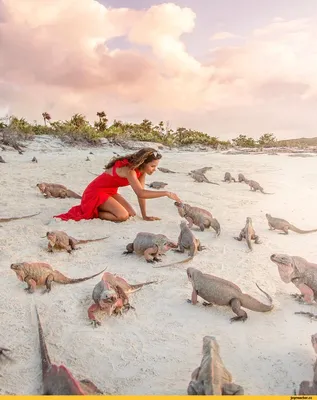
[[143, 159, 160, 175]]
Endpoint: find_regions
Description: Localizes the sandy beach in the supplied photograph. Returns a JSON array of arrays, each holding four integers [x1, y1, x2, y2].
[[1, 137, 317, 395]]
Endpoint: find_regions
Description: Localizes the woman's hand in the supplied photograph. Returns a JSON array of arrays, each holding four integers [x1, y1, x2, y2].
[[143, 216, 161, 221], [166, 191, 182, 203]]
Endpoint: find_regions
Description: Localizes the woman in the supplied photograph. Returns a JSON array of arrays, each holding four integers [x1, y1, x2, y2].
[[54, 147, 182, 222]]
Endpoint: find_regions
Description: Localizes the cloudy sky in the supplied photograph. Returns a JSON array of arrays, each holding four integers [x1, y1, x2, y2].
[[1, 0, 317, 139]]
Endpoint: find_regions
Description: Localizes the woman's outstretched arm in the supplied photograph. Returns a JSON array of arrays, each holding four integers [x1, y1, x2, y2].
[[126, 170, 181, 202], [137, 173, 161, 221]]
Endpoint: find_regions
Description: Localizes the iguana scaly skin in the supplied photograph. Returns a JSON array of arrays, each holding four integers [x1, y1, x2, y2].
[[187, 336, 244, 395], [46, 231, 109, 253], [11, 262, 106, 293], [158, 167, 176, 174], [266, 213, 317, 235], [123, 232, 177, 263], [88, 272, 157, 326], [234, 217, 261, 251], [0, 212, 40, 223], [146, 181, 168, 189], [238, 173, 247, 183], [270, 253, 317, 304], [37, 183, 82, 199], [154, 221, 205, 268], [35, 305, 104, 394], [189, 172, 219, 185], [174, 202, 221, 236], [297, 333, 317, 395], [189, 167, 213, 175], [186, 267, 273, 322], [245, 179, 274, 194], [222, 172, 236, 183]]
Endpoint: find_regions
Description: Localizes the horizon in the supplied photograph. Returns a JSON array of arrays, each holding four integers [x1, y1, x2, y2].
[[1, 0, 317, 140]]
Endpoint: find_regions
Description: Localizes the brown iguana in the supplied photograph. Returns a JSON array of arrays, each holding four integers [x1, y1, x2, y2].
[[37, 183, 82, 199], [245, 179, 274, 194], [45, 230, 109, 253], [189, 171, 219, 185], [10, 262, 106, 293], [270, 253, 317, 304], [266, 213, 317, 235], [187, 336, 244, 395], [234, 217, 261, 251], [158, 167, 176, 174], [153, 220, 205, 268], [174, 201, 221, 236], [296, 333, 317, 395], [186, 267, 274, 322], [88, 272, 157, 326], [0, 212, 40, 223], [34, 305, 104, 394], [189, 167, 213, 175], [222, 172, 236, 183], [146, 181, 168, 189], [123, 232, 177, 263], [238, 173, 247, 183]]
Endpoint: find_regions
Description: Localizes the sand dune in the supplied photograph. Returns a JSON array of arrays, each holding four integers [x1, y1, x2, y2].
[[1, 138, 317, 395]]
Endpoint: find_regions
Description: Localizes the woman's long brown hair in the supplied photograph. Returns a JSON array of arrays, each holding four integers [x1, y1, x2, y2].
[[104, 147, 162, 170]]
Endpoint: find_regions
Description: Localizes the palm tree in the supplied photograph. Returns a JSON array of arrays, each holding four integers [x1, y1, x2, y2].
[[42, 112, 51, 126]]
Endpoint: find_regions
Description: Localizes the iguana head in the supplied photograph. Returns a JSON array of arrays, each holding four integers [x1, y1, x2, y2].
[[174, 201, 186, 217], [187, 267, 200, 283], [270, 253, 295, 283], [265, 213, 271, 219], [37, 183, 46, 192], [246, 217, 252, 224], [153, 236, 177, 250], [99, 288, 118, 310], [46, 231, 57, 244], [10, 263, 26, 281]]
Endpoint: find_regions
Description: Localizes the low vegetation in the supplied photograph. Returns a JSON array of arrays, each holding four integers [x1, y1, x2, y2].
[[0, 112, 313, 150]]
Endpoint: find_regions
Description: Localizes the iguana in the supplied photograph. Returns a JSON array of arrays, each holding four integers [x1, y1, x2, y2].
[[189, 167, 213, 175], [123, 232, 177, 263], [234, 217, 261, 251], [266, 213, 317, 235], [270, 253, 317, 304], [32, 156, 38, 163], [245, 179, 274, 194], [174, 201, 221, 236], [88, 272, 157, 326], [158, 167, 176, 174], [0, 347, 12, 361], [34, 305, 104, 394], [186, 267, 274, 322], [238, 173, 247, 183], [187, 336, 244, 395], [146, 181, 168, 189], [153, 221, 205, 268], [0, 212, 40, 223], [45, 230, 109, 253], [222, 172, 236, 183], [296, 333, 317, 395], [189, 172, 219, 185], [10, 262, 106, 293], [37, 183, 82, 199]]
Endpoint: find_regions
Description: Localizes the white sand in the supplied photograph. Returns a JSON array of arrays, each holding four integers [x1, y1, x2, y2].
[[1, 138, 317, 395]]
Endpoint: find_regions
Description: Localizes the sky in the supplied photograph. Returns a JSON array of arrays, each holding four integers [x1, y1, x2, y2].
[[1, 0, 317, 140]]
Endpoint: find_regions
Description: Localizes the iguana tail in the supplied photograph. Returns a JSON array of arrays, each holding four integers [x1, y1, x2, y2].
[[53, 267, 107, 284], [0, 212, 40, 223], [246, 235, 253, 251], [239, 283, 273, 312], [77, 236, 109, 244], [153, 256, 194, 268], [289, 225, 317, 234], [66, 190, 82, 199], [35, 305, 52, 377], [129, 280, 158, 292]]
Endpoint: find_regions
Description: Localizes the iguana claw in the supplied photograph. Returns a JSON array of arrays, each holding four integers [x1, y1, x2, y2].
[[90, 320, 101, 328]]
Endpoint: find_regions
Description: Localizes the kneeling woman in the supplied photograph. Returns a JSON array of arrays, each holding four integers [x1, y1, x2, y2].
[[54, 147, 182, 223]]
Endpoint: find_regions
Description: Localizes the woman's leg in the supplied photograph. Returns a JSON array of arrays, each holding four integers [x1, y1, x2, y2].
[[98, 196, 130, 222], [112, 194, 136, 217]]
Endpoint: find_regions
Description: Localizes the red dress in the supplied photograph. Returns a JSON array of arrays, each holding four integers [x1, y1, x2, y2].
[[54, 159, 142, 221]]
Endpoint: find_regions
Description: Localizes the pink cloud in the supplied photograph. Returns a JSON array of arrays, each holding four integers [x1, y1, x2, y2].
[[1, 0, 317, 138]]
